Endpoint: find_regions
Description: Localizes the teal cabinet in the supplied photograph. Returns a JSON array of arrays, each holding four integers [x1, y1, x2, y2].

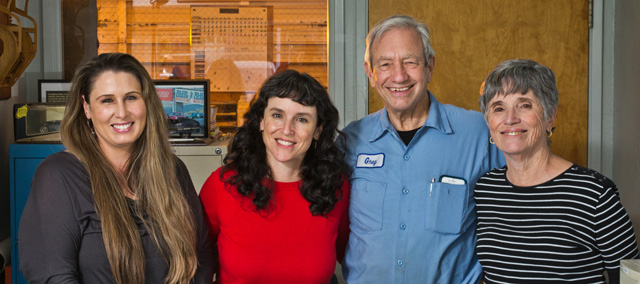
[[9, 144, 66, 284]]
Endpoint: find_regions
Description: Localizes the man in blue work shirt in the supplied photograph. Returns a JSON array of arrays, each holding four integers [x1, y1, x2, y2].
[[341, 15, 504, 283]]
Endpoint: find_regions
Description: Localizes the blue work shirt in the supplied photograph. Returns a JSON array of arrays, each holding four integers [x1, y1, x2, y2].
[[341, 92, 505, 284]]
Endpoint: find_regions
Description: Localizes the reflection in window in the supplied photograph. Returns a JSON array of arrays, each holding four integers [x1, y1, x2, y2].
[[97, 0, 327, 135]]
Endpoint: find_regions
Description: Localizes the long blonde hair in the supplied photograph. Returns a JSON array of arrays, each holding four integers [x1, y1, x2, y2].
[[60, 53, 197, 284]]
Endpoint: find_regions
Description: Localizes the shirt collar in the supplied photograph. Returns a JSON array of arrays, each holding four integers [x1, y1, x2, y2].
[[369, 91, 453, 142]]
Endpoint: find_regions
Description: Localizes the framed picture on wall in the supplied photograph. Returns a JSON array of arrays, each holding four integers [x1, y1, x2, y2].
[[153, 79, 211, 143], [38, 80, 72, 103]]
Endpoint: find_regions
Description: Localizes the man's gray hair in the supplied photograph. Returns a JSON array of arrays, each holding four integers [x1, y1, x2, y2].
[[364, 15, 435, 71]]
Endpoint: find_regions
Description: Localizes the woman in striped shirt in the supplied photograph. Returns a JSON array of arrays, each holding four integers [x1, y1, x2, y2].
[[475, 59, 638, 283]]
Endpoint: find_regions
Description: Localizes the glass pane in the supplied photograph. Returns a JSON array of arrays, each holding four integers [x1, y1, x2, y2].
[[96, 0, 328, 135]]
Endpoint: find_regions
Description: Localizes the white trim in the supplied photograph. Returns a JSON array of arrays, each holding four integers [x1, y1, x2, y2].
[[588, 0, 603, 172], [42, 0, 63, 75], [329, 0, 368, 129]]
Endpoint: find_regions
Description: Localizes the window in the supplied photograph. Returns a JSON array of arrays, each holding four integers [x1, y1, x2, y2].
[[95, 0, 328, 134]]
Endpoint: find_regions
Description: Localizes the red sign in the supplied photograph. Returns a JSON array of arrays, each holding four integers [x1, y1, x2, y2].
[[156, 88, 172, 101]]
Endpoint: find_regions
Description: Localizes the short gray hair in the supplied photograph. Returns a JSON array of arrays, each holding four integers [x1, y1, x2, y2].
[[479, 59, 558, 121], [364, 15, 435, 71]]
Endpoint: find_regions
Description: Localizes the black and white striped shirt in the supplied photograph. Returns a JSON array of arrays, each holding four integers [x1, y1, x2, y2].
[[475, 164, 639, 284]]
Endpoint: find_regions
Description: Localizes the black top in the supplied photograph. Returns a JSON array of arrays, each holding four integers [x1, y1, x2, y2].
[[396, 127, 420, 146], [19, 151, 216, 283], [475, 164, 639, 284]]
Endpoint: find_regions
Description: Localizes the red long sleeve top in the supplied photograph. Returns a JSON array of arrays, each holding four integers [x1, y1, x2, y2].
[[200, 168, 350, 284]]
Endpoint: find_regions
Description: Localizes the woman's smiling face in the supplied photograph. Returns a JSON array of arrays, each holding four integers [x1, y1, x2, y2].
[[83, 71, 146, 157], [260, 97, 321, 172], [486, 89, 554, 158]]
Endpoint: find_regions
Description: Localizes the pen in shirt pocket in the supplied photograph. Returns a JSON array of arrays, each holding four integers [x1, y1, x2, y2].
[[429, 178, 435, 196]]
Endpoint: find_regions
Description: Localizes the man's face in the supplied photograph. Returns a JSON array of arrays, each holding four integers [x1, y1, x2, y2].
[[365, 28, 433, 114]]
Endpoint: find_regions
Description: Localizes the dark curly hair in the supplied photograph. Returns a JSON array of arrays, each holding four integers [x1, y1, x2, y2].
[[221, 69, 350, 215]]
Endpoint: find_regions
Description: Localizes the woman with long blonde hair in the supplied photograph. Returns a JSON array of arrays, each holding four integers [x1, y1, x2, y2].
[[19, 53, 215, 283]]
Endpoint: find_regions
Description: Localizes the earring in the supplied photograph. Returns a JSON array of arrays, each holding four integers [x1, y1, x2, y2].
[[489, 136, 495, 144], [314, 140, 317, 150], [547, 130, 553, 138], [87, 119, 95, 135]]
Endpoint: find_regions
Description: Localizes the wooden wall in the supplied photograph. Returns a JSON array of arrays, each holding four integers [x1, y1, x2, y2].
[[0, 0, 9, 100], [368, 0, 589, 166]]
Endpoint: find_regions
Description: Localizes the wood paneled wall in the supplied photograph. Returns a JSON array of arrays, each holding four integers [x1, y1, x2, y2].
[[368, 0, 589, 166], [0, 0, 11, 99]]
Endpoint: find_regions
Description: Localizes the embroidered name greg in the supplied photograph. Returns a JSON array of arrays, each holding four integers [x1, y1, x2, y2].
[[356, 153, 384, 168]]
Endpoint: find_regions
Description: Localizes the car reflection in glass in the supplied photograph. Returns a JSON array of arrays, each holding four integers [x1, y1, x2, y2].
[[39, 120, 61, 134], [168, 116, 200, 138], [169, 112, 185, 120], [191, 111, 204, 118]]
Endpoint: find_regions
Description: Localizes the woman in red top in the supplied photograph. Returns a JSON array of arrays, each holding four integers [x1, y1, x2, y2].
[[200, 70, 351, 284]]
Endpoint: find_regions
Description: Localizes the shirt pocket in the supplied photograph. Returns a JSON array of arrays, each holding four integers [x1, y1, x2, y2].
[[424, 182, 468, 234], [349, 179, 387, 232]]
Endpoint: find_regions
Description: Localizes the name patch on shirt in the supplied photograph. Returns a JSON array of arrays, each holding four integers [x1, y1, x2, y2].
[[356, 153, 384, 168]]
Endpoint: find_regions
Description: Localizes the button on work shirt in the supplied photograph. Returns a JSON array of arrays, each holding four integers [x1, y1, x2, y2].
[[341, 92, 505, 284]]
